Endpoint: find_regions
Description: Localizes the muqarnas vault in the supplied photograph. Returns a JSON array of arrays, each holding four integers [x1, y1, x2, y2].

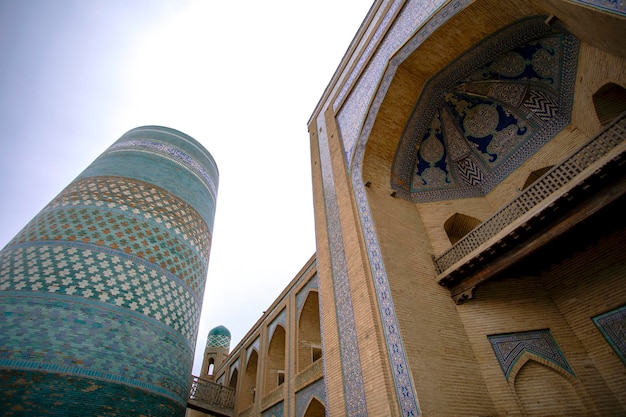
[[0, 126, 218, 416]]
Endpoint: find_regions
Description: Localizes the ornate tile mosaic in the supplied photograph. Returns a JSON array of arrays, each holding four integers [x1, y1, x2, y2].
[[593, 305, 626, 364], [1, 370, 184, 416], [488, 329, 574, 380], [317, 114, 368, 416], [0, 294, 191, 401], [296, 378, 326, 417], [336, 0, 462, 166], [107, 139, 218, 202], [392, 18, 579, 202]]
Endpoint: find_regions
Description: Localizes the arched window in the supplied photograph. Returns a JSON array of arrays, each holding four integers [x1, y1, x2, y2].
[[264, 325, 286, 394], [207, 357, 215, 376], [444, 213, 482, 244], [298, 291, 322, 372], [521, 166, 554, 190], [593, 82, 626, 126]]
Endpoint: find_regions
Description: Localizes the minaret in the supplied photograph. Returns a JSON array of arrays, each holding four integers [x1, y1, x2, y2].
[[201, 325, 231, 380], [0, 126, 218, 416]]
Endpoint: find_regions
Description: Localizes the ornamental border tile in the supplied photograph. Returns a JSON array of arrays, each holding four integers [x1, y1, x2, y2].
[[317, 112, 368, 416], [593, 304, 626, 364]]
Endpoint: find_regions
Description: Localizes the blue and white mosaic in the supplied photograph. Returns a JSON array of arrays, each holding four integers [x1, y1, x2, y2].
[[392, 18, 579, 202], [317, 115, 368, 416], [296, 378, 326, 417], [593, 305, 626, 364], [488, 329, 574, 380]]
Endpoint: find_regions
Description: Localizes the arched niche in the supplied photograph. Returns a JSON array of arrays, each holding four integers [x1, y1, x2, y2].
[[593, 82, 626, 126], [513, 359, 586, 416], [241, 350, 258, 408], [298, 290, 322, 372], [264, 325, 286, 394], [303, 397, 326, 417], [444, 213, 482, 244]]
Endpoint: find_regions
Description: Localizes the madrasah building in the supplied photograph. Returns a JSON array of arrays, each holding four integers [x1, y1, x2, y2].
[[1, 0, 625, 416]]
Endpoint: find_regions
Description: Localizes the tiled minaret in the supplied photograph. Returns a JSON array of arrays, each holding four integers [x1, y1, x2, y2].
[[0, 126, 218, 416], [200, 325, 231, 379]]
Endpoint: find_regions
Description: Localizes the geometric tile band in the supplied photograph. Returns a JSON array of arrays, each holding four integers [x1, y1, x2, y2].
[[0, 126, 218, 417], [488, 329, 575, 380], [593, 304, 626, 365], [9, 177, 210, 298], [83, 127, 218, 233], [0, 244, 201, 343], [0, 294, 192, 402], [1, 370, 185, 416]]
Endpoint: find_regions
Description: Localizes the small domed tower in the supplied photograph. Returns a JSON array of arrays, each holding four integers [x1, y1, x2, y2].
[[201, 325, 231, 380]]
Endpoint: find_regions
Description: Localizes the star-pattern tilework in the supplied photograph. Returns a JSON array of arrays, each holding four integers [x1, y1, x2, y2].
[[593, 305, 626, 364], [0, 243, 200, 343]]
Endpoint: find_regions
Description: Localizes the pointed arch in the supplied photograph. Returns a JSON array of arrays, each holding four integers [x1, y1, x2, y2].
[[298, 290, 322, 372], [513, 356, 586, 416], [303, 397, 326, 417], [228, 367, 238, 389], [264, 324, 286, 393], [240, 349, 258, 407]]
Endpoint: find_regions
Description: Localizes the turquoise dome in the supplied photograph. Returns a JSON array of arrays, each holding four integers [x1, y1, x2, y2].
[[207, 325, 231, 349]]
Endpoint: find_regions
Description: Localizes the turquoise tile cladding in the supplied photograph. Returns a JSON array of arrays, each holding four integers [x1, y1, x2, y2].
[[0, 126, 218, 416]]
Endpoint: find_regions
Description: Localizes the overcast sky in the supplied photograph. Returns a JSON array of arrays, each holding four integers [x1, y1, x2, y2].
[[0, 0, 372, 375]]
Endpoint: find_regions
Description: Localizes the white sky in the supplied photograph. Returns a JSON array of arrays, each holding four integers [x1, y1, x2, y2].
[[0, 0, 372, 375]]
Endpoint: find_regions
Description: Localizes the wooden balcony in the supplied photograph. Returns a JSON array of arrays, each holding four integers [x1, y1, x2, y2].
[[188, 376, 235, 417], [435, 113, 626, 303]]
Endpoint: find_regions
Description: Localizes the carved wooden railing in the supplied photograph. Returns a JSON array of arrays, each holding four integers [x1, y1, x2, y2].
[[435, 112, 626, 274], [188, 376, 235, 414]]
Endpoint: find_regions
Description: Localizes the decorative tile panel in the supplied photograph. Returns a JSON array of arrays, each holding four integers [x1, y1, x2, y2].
[[488, 329, 574, 380], [268, 308, 287, 341], [337, 0, 465, 166], [317, 113, 368, 416], [392, 18, 579, 202], [296, 378, 327, 417], [593, 305, 626, 364], [0, 294, 191, 401], [296, 273, 319, 313]]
